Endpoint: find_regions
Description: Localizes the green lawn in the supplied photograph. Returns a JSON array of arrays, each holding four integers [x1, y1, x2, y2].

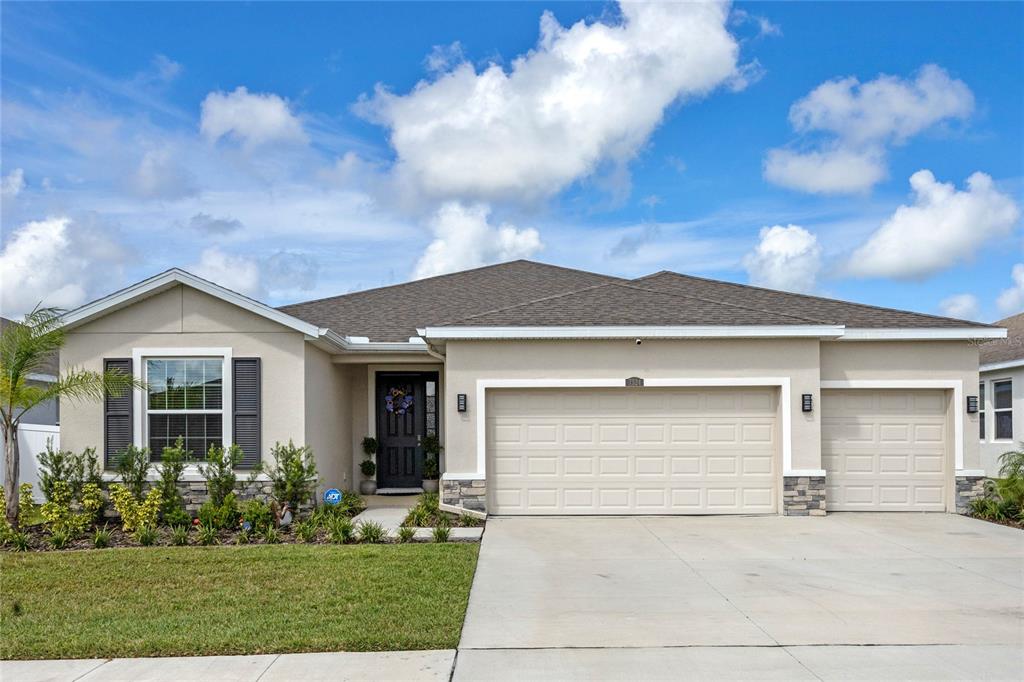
[[1, 544, 479, 660]]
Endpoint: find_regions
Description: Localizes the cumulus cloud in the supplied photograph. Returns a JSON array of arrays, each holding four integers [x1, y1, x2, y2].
[[939, 294, 980, 320], [2, 168, 25, 198], [0, 216, 132, 316], [997, 264, 1024, 315], [413, 202, 543, 279], [846, 170, 1020, 279], [360, 1, 740, 204], [744, 224, 822, 293], [191, 247, 265, 299], [764, 65, 974, 194], [200, 86, 307, 148], [133, 149, 197, 199], [189, 212, 243, 234], [424, 41, 465, 74]]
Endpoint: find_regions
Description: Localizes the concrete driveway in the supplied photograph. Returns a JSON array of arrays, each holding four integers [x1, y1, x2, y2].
[[456, 513, 1024, 680]]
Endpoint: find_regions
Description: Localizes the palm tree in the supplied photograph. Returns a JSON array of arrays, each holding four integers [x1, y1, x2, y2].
[[1, 306, 140, 527]]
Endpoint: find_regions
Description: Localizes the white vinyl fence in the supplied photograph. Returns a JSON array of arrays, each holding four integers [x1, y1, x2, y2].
[[3, 424, 59, 502]]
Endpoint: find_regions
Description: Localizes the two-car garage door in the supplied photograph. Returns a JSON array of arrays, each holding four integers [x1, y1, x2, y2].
[[486, 387, 778, 515]]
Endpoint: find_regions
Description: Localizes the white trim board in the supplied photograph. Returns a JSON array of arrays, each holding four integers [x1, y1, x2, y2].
[[469, 377, 798, 481], [841, 328, 1005, 340], [980, 359, 1024, 373], [422, 325, 843, 340], [820, 379, 965, 471]]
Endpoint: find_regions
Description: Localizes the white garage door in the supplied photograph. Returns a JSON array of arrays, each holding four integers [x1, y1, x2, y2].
[[486, 387, 778, 515], [822, 389, 949, 511]]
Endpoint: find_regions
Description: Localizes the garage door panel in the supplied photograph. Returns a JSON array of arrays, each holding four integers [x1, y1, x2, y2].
[[487, 387, 778, 515], [823, 389, 948, 512]]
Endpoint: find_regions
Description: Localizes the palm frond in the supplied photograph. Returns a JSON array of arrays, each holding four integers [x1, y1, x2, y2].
[[1, 305, 65, 383]]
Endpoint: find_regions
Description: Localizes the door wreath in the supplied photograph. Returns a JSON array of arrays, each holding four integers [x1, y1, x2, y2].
[[385, 387, 414, 415]]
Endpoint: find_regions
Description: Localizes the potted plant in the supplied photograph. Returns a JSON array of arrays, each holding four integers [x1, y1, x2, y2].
[[359, 436, 378, 495], [422, 435, 441, 493]]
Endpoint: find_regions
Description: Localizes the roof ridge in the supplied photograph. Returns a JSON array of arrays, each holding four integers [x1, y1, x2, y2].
[[278, 259, 620, 311], [637, 271, 995, 328], [444, 280, 830, 327]]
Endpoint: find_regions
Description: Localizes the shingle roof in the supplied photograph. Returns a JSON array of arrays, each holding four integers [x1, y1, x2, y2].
[[980, 313, 1024, 365], [443, 282, 828, 327], [278, 260, 620, 342], [278, 259, 993, 341], [633, 271, 987, 329]]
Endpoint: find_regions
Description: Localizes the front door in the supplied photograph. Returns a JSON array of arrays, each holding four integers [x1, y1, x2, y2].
[[376, 373, 427, 488]]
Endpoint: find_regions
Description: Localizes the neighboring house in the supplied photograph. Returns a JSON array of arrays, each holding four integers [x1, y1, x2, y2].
[[57, 260, 1004, 516], [1, 317, 59, 426], [979, 312, 1024, 476]]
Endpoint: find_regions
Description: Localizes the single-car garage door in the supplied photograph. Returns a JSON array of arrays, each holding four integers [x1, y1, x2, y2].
[[486, 387, 778, 515], [822, 389, 949, 511]]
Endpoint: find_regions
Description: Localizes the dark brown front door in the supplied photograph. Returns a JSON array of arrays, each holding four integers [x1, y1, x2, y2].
[[376, 373, 427, 488]]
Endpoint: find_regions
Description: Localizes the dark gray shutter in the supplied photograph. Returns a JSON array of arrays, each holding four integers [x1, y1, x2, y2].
[[104, 358, 133, 469], [232, 357, 261, 468]]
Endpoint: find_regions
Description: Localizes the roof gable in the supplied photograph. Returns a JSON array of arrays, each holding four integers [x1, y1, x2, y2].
[[980, 312, 1024, 366]]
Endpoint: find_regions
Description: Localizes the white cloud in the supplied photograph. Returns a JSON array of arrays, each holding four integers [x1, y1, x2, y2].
[[846, 170, 1020, 279], [765, 65, 974, 194], [360, 1, 740, 204], [200, 86, 307, 148], [744, 224, 822, 293], [939, 293, 980, 320], [151, 54, 182, 82], [424, 42, 465, 74], [763, 147, 885, 194], [190, 247, 266, 299], [413, 202, 543, 279], [133, 148, 197, 199], [2, 168, 26, 198], [0, 216, 132, 316], [997, 264, 1024, 315], [189, 212, 243, 234]]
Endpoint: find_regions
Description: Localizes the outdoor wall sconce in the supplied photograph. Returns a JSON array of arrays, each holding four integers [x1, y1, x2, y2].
[[801, 394, 813, 412], [967, 395, 979, 413], [457, 393, 468, 412]]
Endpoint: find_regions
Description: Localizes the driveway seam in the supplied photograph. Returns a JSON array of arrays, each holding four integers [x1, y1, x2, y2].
[[637, 518, 782, 647], [253, 653, 280, 682], [72, 659, 110, 681]]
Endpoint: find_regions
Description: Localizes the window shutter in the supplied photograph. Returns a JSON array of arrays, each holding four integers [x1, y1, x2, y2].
[[103, 358, 133, 469], [232, 357, 261, 468]]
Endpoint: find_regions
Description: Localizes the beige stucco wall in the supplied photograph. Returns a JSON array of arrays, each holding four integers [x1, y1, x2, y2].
[[820, 340, 981, 471], [442, 338, 823, 474], [304, 345, 352, 492], [61, 285, 307, 467]]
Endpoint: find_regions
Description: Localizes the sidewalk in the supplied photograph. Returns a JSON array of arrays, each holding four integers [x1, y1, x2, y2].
[[1, 650, 455, 682]]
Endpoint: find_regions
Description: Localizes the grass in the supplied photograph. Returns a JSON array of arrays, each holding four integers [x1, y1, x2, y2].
[[1, 543, 479, 660]]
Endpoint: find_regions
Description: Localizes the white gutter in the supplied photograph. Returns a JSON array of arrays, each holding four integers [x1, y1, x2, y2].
[[418, 325, 846, 340], [319, 329, 429, 353], [980, 358, 1024, 372], [841, 327, 1006, 341]]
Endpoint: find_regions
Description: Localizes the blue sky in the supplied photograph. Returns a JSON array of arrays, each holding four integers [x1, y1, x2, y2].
[[1, 1, 1022, 322]]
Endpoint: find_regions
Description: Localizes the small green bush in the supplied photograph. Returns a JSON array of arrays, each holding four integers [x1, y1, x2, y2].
[[294, 520, 317, 543], [970, 497, 1003, 520], [9, 531, 30, 552], [197, 493, 239, 531], [39, 481, 89, 537], [459, 513, 482, 527], [170, 525, 189, 546], [396, 526, 416, 543], [115, 445, 151, 501], [262, 526, 281, 544], [265, 441, 318, 512], [327, 516, 354, 544], [155, 437, 188, 525], [48, 529, 72, 550], [432, 523, 451, 543], [109, 484, 162, 533], [236, 529, 252, 545], [239, 498, 274, 534], [196, 524, 219, 546], [198, 444, 243, 507], [357, 520, 386, 544], [18, 483, 35, 528], [135, 525, 158, 546], [420, 492, 439, 513], [92, 526, 111, 549]]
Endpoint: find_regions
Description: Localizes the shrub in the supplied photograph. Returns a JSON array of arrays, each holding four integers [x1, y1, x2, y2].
[[459, 513, 482, 527], [135, 525, 158, 546], [197, 493, 239, 531], [419, 492, 439, 513], [18, 483, 35, 528], [294, 520, 318, 543], [360, 436, 377, 478], [262, 526, 281, 544], [432, 523, 451, 543], [327, 516, 355, 544], [163, 507, 191, 528], [422, 435, 441, 480], [357, 520, 386, 544], [115, 445, 151, 501], [109, 484, 162, 533], [406, 506, 431, 528], [396, 525, 416, 543], [239, 498, 274, 534], [360, 459, 376, 477], [39, 481, 90, 537], [196, 524, 219, 546], [198, 444, 243, 507], [265, 441, 318, 512], [155, 437, 188, 524], [92, 526, 111, 549], [48, 529, 72, 550], [9, 532, 30, 552], [970, 497, 1002, 520], [39, 444, 104, 504], [236, 529, 252, 545], [80, 483, 105, 524], [170, 525, 189, 546], [361, 437, 378, 457]]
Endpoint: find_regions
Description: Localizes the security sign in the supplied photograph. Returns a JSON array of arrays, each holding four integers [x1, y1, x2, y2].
[[323, 488, 342, 505]]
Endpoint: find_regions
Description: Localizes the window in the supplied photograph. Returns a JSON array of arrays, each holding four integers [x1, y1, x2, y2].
[[146, 358, 224, 460], [979, 382, 986, 440], [994, 379, 1013, 440]]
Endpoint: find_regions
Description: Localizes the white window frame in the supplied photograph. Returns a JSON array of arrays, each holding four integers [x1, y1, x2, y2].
[[992, 378, 1013, 442], [132, 348, 233, 459]]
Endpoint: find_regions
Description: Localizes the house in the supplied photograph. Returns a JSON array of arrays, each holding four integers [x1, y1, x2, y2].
[[979, 312, 1024, 476], [57, 260, 1004, 516]]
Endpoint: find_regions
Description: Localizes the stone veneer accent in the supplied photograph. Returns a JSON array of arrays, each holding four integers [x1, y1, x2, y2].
[[955, 475, 987, 515], [442, 477, 486, 512], [783, 475, 826, 516], [101, 478, 280, 517]]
